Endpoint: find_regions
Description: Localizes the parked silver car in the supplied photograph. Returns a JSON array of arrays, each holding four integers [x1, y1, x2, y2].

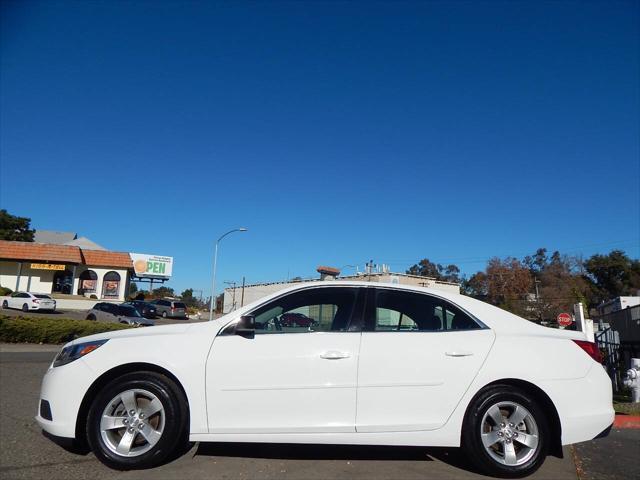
[[149, 299, 188, 318], [86, 302, 154, 326]]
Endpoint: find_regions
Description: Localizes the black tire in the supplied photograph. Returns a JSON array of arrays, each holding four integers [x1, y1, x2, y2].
[[86, 314, 96, 321], [162, 311, 168, 318], [86, 371, 188, 470], [2, 300, 7, 309], [22, 303, 29, 312], [462, 385, 549, 478]]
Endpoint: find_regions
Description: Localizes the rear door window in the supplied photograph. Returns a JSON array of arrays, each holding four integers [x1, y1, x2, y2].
[[367, 289, 481, 332]]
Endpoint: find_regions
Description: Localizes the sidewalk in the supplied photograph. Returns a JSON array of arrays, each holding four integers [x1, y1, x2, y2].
[[0, 343, 61, 352]]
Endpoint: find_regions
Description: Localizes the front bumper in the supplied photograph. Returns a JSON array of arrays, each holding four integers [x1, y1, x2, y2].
[[35, 358, 94, 438]]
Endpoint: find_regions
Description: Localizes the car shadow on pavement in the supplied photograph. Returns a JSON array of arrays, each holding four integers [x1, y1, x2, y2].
[[42, 431, 91, 455], [195, 443, 482, 473]]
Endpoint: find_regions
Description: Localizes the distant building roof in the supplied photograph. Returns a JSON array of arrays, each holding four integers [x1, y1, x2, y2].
[[65, 236, 106, 251], [0, 240, 132, 269], [0, 241, 83, 264], [81, 250, 132, 269], [34, 230, 77, 244]]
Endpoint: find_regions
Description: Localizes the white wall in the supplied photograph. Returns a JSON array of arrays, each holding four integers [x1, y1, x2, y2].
[[0, 261, 128, 300], [73, 265, 129, 301]]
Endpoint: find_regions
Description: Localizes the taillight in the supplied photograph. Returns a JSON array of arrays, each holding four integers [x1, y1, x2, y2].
[[32, 299, 40, 303], [572, 340, 602, 363]]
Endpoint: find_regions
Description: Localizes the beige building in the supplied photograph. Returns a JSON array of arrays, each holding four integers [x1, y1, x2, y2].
[[223, 266, 460, 314]]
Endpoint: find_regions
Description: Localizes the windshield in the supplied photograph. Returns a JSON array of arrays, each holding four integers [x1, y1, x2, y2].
[[118, 305, 141, 317]]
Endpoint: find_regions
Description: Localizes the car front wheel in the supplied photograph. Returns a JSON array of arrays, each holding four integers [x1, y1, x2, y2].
[[1, 300, 7, 309], [86, 371, 188, 469], [462, 385, 548, 478]]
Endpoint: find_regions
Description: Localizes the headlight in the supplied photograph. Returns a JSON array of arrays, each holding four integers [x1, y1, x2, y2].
[[53, 340, 108, 367]]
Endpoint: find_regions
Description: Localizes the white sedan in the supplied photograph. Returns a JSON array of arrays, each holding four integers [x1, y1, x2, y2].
[[2, 291, 57, 312], [36, 282, 613, 477]]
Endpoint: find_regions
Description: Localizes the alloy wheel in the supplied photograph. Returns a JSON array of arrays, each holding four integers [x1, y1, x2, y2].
[[100, 388, 165, 457], [480, 401, 540, 466]]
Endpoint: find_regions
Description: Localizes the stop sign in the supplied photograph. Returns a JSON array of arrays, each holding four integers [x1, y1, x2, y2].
[[557, 312, 572, 327]]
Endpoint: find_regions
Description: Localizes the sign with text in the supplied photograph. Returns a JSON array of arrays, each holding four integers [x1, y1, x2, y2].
[[30, 263, 66, 271], [557, 312, 573, 327], [130, 253, 173, 279]]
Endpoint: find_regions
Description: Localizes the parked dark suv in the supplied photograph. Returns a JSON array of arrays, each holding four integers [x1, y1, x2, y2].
[[150, 299, 188, 319], [123, 300, 157, 319]]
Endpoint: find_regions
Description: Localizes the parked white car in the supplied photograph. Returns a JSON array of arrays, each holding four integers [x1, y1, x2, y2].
[[2, 291, 56, 312], [36, 282, 613, 477]]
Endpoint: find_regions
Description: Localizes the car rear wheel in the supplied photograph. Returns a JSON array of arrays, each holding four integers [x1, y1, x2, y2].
[[22, 303, 29, 312], [462, 385, 548, 478], [86, 314, 96, 321], [86, 371, 188, 470]]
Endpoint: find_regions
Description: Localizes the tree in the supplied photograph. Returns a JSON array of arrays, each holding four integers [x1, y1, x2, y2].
[[536, 253, 591, 321], [406, 259, 461, 283], [407, 259, 442, 278], [523, 248, 548, 274], [0, 210, 35, 241], [484, 257, 533, 317], [180, 288, 202, 308], [150, 286, 175, 298], [584, 250, 640, 304], [463, 271, 488, 298]]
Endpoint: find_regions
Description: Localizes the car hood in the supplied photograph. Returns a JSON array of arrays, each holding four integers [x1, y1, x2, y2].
[[66, 322, 194, 347]]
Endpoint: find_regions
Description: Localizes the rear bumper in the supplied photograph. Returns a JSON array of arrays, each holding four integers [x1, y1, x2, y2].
[[594, 423, 613, 440], [540, 364, 615, 445]]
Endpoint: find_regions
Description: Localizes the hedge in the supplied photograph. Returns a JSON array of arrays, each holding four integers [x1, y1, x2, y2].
[[0, 315, 133, 344]]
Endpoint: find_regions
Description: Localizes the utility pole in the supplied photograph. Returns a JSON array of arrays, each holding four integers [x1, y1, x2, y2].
[[240, 276, 246, 308], [224, 281, 237, 311], [534, 277, 542, 322]]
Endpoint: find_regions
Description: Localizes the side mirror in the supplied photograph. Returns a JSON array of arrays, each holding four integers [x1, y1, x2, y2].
[[235, 315, 255, 339]]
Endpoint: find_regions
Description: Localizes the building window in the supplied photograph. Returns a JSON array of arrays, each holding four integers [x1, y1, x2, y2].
[[78, 270, 98, 295], [52, 270, 73, 294], [102, 271, 121, 298]]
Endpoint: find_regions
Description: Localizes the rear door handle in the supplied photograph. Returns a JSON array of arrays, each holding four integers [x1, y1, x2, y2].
[[320, 351, 351, 360], [445, 351, 474, 357]]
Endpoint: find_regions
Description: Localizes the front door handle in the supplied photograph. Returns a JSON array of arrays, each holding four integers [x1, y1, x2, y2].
[[445, 351, 474, 357], [320, 351, 350, 360]]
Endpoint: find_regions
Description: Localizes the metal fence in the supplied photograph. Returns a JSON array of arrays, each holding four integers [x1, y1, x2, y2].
[[594, 305, 640, 392]]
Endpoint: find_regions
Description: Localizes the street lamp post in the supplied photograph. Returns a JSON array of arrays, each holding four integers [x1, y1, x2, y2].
[[209, 228, 247, 321]]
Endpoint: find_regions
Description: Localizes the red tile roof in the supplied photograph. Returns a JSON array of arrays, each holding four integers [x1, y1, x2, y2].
[[0, 241, 83, 263], [0, 240, 133, 269], [81, 250, 132, 269]]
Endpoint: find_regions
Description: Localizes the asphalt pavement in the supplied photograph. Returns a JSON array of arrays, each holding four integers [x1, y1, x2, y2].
[[0, 346, 635, 480]]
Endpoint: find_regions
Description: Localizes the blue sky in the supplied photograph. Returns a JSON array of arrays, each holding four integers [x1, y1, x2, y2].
[[1, 0, 638, 296]]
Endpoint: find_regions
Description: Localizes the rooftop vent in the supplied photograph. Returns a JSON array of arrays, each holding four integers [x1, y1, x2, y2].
[[317, 266, 340, 281]]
